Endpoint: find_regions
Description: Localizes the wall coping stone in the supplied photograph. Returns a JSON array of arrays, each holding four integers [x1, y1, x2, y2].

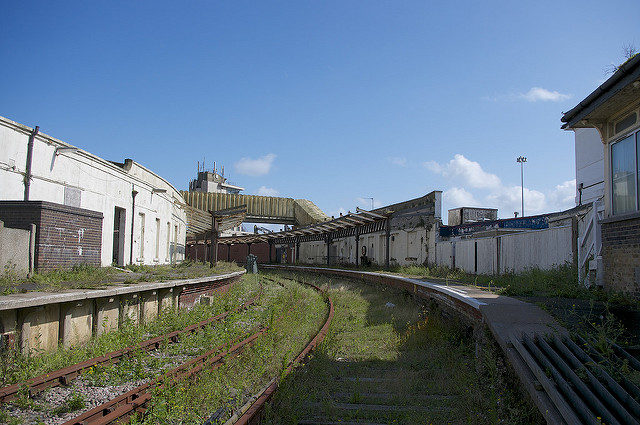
[[0, 200, 104, 220], [0, 270, 245, 311], [601, 210, 640, 225]]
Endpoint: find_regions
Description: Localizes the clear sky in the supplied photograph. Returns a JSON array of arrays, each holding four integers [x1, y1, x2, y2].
[[2, 1, 639, 223]]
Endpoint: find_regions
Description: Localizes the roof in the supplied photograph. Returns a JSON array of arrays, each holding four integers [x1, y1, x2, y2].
[[217, 207, 390, 244], [561, 54, 640, 129]]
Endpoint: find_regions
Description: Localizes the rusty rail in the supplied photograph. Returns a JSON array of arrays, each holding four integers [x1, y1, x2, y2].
[[62, 276, 305, 425], [63, 329, 266, 425], [0, 285, 262, 403], [231, 275, 334, 425]]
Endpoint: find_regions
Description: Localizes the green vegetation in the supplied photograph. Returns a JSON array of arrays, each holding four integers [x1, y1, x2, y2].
[[0, 274, 257, 388], [263, 272, 541, 424], [129, 274, 327, 424], [0, 260, 242, 295]]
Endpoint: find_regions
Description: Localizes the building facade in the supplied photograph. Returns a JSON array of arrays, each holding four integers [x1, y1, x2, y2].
[[562, 54, 640, 296], [0, 115, 186, 269]]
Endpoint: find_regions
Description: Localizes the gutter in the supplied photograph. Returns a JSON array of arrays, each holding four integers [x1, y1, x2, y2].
[[561, 54, 640, 129]]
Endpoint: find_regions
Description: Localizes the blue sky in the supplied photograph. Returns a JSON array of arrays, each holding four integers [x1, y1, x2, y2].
[[2, 1, 639, 223]]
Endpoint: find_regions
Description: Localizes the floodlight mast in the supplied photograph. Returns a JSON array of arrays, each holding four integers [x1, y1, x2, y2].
[[516, 156, 527, 217]]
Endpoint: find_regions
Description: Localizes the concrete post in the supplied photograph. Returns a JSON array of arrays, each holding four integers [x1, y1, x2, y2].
[[296, 238, 300, 263], [326, 234, 332, 266], [355, 232, 359, 267]]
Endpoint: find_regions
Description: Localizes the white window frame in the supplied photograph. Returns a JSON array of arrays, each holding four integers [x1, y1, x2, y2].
[[609, 129, 639, 215]]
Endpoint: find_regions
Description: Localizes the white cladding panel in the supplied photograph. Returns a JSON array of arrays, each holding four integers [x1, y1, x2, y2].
[[575, 128, 604, 205]]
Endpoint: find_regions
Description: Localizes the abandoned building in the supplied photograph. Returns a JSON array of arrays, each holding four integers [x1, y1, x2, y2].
[[0, 115, 187, 272], [562, 52, 640, 296]]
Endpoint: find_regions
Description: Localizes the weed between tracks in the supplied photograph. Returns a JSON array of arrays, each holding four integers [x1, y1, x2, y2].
[[262, 272, 542, 425], [0, 275, 262, 424], [128, 274, 327, 424]]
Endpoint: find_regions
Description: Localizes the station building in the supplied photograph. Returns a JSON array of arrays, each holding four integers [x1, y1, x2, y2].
[[0, 115, 186, 272], [562, 53, 640, 296]]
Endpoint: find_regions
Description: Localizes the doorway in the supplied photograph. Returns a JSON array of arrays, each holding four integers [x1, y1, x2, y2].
[[112, 207, 126, 265]]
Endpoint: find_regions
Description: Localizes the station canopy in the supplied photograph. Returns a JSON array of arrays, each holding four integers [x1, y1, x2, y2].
[[218, 207, 391, 245]]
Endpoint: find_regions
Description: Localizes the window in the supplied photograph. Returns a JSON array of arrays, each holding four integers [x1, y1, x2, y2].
[[139, 213, 145, 259], [611, 132, 638, 215]]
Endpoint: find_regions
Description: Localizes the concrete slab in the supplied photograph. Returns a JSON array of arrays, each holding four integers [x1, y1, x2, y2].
[[158, 288, 174, 313], [61, 300, 93, 348], [19, 303, 60, 353], [95, 296, 119, 335], [141, 290, 158, 324], [0, 308, 17, 334], [120, 293, 140, 325]]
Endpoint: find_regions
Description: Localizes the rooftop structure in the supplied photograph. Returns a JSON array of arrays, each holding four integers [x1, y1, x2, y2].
[[188, 164, 244, 195]]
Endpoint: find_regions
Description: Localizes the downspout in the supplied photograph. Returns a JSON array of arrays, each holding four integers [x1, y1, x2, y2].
[[129, 189, 138, 265], [23, 126, 40, 201]]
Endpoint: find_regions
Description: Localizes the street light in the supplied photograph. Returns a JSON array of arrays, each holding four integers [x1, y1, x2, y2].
[[516, 156, 527, 217]]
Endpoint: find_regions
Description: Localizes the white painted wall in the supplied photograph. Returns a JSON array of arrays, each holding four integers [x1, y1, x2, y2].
[[575, 128, 605, 205], [433, 226, 573, 274], [0, 116, 187, 267], [297, 227, 429, 267]]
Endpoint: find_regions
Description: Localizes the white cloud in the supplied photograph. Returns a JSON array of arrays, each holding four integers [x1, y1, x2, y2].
[[486, 185, 547, 216], [389, 157, 407, 167], [256, 186, 280, 197], [235, 153, 276, 176], [356, 197, 383, 210], [423, 160, 442, 174], [484, 87, 571, 103], [328, 207, 348, 218], [425, 154, 501, 189], [547, 179, 576, 211], [431, 154, 576, 219], [444, 187, 479, 207], [520, 87, 571, 102]]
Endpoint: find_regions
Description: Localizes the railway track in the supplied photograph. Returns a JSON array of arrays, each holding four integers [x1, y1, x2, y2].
[[0, 283, 262, 405], [230, 275, 334, 425], [2, 275, 334, 425]]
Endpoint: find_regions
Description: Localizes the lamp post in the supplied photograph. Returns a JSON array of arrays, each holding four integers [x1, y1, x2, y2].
[[362, 197, 374, 210], [516, 156, 527, 217]]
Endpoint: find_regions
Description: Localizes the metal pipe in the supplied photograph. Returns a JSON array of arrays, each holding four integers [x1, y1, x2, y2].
[[23, 126, 39, 201], [130, 190, 138, 265], [537, 336, 621, 425], [522, 333, 600, 425]]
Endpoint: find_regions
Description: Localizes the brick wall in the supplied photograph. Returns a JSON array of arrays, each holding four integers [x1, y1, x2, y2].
[[0, 201, 103, 271], [186, 241, 276, 264], [601, 213, 640, 296]]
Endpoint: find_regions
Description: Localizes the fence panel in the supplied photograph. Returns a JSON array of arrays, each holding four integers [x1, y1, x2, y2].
[[499, 226, 572, 273]]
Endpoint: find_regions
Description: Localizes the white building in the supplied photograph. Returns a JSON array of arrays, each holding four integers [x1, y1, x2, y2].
[[0, 115, 186, 267], [574, 128, 605, 205]]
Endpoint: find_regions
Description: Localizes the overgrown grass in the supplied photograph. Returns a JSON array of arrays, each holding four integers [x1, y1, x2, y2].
[[262, 272, 541, 424], [128, 274, 328, 424], [0, 260, 242, 295], [0, 275, 259, 388], [306, 261, 638, 306]]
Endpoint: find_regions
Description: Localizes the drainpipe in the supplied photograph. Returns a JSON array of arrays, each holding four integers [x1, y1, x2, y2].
[[129, 189, 138, 265], [23, 126, 39, 201]]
